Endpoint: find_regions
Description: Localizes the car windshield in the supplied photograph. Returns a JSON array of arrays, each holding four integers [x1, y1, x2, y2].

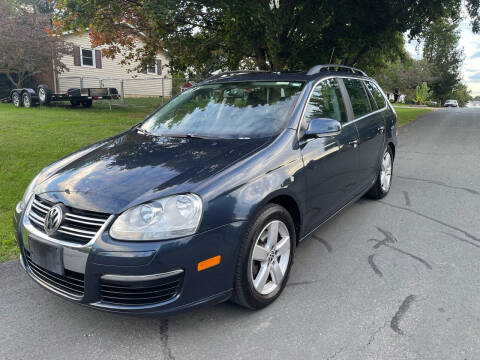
[[140, 81, 304, 139]]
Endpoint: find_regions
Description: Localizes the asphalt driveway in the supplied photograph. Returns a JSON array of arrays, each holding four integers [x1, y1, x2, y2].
[[1, 107, 479, 360]]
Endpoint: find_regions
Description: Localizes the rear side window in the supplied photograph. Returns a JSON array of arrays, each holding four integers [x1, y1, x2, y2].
[[342, 78, 371, 119], [304, 78, 348, 124], [365, 81, 387, 109]]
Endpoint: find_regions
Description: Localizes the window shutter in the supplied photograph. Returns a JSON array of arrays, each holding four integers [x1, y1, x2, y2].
[[73, 46, 81, 66], [95, 50, 102, 69], [156, 59, 162, 75]]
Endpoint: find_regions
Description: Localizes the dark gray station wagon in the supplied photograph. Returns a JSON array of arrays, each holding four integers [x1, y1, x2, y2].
[[13, 65, 397, 314]]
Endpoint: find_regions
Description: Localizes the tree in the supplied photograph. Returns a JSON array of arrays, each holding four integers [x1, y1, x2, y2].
[[451, 83, 472, 106], [415, 82, 432, 104], [54, 0, 480, 76], [423, 19, 463, 103], [0, 0, 71, 88], [17, 0, 57, 14], [375, 58, 435, 94]]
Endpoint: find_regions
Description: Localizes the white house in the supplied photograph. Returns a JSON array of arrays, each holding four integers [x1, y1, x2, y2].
[[52, 32, 172, 97]]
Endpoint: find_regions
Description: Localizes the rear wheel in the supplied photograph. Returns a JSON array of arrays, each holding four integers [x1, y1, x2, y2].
[[37, 84, 51, 105], [12, 91, 22, 107], [232, 203, 295, 309], [366, 146, 393, 199]]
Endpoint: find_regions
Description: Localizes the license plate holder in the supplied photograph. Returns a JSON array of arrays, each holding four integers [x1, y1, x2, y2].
[[28, 236, 64, 276]]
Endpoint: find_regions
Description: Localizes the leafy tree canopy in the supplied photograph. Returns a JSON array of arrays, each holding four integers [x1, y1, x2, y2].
[[451, 83, 473, 106], [423, 19, 464, 102], [54, 0, 480, 76]]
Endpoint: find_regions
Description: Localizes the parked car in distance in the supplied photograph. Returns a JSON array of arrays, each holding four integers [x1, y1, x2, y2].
[[444, 99, 459, 107], [13, 65, 397, 315]]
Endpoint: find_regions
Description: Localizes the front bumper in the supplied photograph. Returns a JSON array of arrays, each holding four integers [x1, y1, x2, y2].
[[14, 197, 245, 315]]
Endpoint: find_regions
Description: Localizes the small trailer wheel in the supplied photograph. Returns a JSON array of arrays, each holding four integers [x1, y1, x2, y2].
[[82, 100, 92, 108], [12, 91, 23, 107], [37, 84, 52, 105], [70, 100, 80, 107], [22, 92, 35, 108]]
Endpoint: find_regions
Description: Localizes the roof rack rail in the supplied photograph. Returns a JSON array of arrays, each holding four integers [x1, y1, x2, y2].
[[306, 64, 367, 77], [205, 70, 268, 81]]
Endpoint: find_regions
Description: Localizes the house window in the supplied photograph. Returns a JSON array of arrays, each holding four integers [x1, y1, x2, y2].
[[81, 48, 95, 67], [147, 64, 157, 74]]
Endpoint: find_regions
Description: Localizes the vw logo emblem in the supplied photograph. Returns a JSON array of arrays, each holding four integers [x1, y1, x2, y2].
[[44, 204, 64, 235]]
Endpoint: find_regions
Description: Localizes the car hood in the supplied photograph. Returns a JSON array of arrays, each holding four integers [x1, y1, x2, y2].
[[35, 129, 271, 214]]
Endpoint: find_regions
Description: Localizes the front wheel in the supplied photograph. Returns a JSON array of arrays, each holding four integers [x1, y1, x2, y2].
[[366, 146, 393, 199], [232, 204, 295, 309], [12, 92, 22, 107]]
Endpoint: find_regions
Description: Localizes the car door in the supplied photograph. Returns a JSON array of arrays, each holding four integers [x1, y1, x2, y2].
[[341, 78, 386, 190], [299, 77, 360, 234]]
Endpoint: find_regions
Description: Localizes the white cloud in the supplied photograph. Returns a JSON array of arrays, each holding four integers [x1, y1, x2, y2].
[[459, 21, 480, 96]]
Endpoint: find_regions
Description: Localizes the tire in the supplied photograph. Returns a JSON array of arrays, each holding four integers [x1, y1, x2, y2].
[[22, 92, 35, 108], [37, 84, 51, 105], [232, 203, 296, 310], [70, 100, 80, 107], [12, 91, 22, 107], [366, 146, 394, 199], [82, 100, 92, 108]]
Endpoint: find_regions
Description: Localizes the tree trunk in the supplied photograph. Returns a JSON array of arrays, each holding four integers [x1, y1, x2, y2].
[[254, 47, 270, 70], [5, 73, 22, 88]]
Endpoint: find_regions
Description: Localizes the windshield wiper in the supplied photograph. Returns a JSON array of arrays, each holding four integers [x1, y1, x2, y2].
[[165, 133, 218, 139]]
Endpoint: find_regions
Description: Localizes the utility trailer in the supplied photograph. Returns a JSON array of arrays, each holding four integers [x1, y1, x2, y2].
[[6, 84, 120, 108]]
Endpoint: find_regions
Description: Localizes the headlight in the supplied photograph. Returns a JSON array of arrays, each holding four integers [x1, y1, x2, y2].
[[109, 194, 203, 241], [18, 174, 40, 211]]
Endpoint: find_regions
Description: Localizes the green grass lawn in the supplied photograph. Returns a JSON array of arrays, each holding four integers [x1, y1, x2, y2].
[[394, 106, 432, 127], [0, 100, 432, 262], [0, 98, 163, 262]]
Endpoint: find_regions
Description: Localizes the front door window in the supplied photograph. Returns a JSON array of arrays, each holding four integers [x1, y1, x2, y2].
[[304, 78, 348, 125]]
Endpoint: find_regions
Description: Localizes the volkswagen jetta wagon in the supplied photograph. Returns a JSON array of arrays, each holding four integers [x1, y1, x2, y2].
[[13, 65, 397, 314]]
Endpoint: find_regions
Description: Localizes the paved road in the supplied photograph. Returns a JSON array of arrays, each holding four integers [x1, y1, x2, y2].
[[1, 108, 480, 360]]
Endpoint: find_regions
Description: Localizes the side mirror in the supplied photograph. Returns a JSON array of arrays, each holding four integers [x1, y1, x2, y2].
[[305, 118, 342, 138]]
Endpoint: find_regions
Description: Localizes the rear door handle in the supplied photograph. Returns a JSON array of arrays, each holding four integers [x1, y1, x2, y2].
[[377, 125, 385, 133]]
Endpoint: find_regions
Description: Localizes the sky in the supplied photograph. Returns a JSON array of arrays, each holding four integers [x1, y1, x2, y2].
[[405, 20, 480, 97]]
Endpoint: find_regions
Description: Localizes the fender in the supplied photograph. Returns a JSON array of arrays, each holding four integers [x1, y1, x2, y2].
[[10, 88, 38, 101]]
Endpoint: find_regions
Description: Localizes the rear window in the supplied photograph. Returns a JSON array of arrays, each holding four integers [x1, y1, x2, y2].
[[365, 81, 387, 109], [342, 78, 371, 119]]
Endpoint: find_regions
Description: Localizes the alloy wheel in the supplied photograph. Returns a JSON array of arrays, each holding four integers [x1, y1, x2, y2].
[[380, 151, 392, 192], [250, 220, 291, 295], [23, 94, 30, 108], [12, 93, 20, 107], [39, 88, 46, 102]]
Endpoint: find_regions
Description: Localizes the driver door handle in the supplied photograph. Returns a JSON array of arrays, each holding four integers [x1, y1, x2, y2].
[[348, 139, 359, 148]]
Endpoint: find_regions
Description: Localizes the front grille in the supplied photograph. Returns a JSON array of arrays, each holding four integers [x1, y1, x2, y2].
[[100, 273, 183, 306], [28, 195, 110, 245], [25, 251, 85, 298]]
